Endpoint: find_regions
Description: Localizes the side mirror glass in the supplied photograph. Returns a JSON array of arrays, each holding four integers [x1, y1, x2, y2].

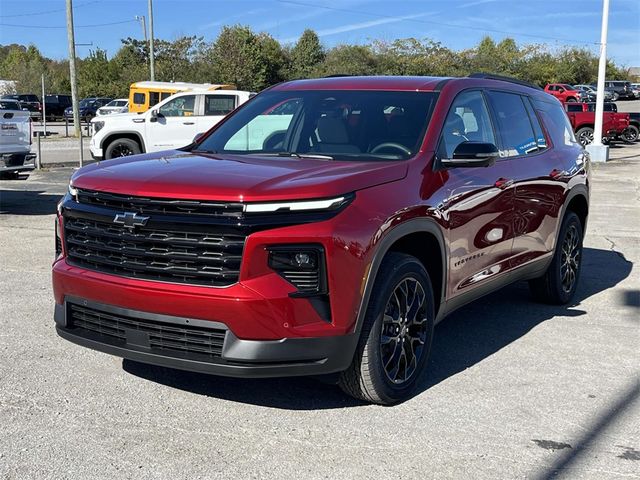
[[441, 141, 499, 168]]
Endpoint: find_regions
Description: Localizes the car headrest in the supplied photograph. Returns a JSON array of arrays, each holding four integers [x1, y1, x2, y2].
[[317, 116, 350, 144]]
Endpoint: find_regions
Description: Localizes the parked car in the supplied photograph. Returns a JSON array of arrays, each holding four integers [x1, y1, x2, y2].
[[601, 81, 634, 101], [0, 99, 24, 111], [90, 90, 253, 159], [564, 102, 630, 146], [96, 98, 129, 116], [0, 105, 36, 177], [630, 83, 640, 99], [573, 84, 613, 102], [55, 74, 591, 404], [64, 97, 112, 122], [544, 83, 582, 102], [1, 93, 41, 120], [43, 94, 72, 121]]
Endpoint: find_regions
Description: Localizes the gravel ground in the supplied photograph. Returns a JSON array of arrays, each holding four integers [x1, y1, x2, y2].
[[0, 144, 638, 479]]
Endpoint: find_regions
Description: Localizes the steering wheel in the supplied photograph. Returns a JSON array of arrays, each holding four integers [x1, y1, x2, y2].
[[370, 142, 412, 156]]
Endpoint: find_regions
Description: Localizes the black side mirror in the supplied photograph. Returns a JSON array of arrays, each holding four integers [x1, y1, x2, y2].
[[149, 109, 158, 122], [441, 141, 499, 168]]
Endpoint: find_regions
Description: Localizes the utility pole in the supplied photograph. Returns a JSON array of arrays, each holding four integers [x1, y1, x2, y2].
[[148, 0, 155, 81], [586, 0, 610, 163], [41, 73, 47, 134], [135, 15, 148, 42], [66, 0, 83, 166]]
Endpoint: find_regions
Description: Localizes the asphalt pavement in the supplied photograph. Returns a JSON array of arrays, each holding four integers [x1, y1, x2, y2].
[[0, 143, 638, 479]]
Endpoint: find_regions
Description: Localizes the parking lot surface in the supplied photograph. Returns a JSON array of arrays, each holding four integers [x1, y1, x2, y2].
[[1, 144, 639, 479]]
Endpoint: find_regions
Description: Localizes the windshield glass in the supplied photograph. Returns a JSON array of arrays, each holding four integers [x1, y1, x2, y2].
[[195, 90, 438, 161], [79, 100, 95, 108]]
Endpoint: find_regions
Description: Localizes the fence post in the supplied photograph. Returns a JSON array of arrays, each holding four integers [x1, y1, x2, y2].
[[36, 132, 42, 170]]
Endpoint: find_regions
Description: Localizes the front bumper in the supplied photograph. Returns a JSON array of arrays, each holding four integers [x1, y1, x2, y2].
[[55, 298, 357, 378], [0, 153, 36, 172]]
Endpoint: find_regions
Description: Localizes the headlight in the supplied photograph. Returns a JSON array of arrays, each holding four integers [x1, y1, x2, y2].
[[68, 183, 78, 200], [244, 195, 352, 213], [93, 121, 104, 133]]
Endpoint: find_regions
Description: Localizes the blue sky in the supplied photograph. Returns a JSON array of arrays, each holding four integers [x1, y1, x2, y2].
[[1, 0, 638, 66]]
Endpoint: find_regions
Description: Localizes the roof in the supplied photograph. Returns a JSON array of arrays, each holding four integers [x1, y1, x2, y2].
[[130, 81, 236, 91], [272, 76, 449, 92]]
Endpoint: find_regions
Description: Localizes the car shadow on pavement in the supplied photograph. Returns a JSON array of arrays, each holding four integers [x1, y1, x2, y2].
[[123, 247, 632, 410], [0, 189, 62, 215]]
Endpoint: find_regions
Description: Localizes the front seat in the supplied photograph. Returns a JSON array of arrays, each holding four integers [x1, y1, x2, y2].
[[315, 116, 360, 154]]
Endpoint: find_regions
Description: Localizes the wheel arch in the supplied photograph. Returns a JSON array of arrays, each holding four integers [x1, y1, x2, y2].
[[354, 219, 447, 335], [101, 131, 146, 154]]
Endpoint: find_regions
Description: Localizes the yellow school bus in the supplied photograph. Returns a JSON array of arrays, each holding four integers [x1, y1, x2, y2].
[[128, 81, 236, 113]]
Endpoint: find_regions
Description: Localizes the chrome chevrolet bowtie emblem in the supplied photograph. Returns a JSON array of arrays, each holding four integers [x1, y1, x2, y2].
[[113, 212, 149, 229]]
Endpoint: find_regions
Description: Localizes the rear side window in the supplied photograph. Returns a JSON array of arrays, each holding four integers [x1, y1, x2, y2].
[[523, 98, 547, 150], [204, 95, 236, 116], [565, 104, 583, 113], [133, 92, 145, 105], [533, 98, 576, 146], [486, 91, 539, 156]]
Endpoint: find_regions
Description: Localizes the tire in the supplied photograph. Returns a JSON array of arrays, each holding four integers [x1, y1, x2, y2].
[[338, 252, 435, 405], [621, 125, 639, 143], [529, 212, 583, 305], [612, 93, 619, 102], [566, 97, 577, 103], [105, 138, 141, 159], [576, 126, 594, 146]]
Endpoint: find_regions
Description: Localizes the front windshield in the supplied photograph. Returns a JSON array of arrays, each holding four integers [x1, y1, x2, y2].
[[195, 90, 438, 161], [79, 100, 95, 108]]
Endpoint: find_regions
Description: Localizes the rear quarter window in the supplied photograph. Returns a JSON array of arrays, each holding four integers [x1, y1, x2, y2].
[[533, 98, 577, 147]]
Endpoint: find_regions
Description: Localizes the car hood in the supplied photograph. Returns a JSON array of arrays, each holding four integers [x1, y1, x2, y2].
[[70, 150, 409, 202]]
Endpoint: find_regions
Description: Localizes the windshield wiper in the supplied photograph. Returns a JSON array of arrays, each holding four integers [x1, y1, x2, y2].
[[265, 151, 334, 160]]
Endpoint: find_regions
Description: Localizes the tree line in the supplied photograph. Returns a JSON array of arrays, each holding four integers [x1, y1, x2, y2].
[[0, 26, 630, 98]]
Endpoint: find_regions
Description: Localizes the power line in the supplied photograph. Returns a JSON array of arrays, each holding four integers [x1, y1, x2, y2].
[[0, 0, 100, 18], [276, 0, 599, 46], [0, 19, 137, 29]]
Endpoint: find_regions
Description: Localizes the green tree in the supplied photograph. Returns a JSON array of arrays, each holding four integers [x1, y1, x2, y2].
[[289, 29, 324, 79], [317, 45, 378, 76]]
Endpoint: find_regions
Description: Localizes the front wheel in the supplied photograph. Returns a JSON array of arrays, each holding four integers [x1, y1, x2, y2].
[[621, 125, 639, 143], [105, 138, 141, 159], [338, 252, 435, 405], [566, 97, 577, 103], [576, 127, 594, 146], [529, 212, 583, 305]]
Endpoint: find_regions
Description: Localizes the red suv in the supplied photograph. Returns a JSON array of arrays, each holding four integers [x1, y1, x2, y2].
[[53, 74, 589, 404], [544, 84, 582, 103]]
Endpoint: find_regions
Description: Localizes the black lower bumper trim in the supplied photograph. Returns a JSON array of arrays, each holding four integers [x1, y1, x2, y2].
[[54, 299, 357, 378]]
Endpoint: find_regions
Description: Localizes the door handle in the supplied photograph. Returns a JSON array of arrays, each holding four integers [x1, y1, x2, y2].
[[494, 178, 514, 189], [183, 121, 195, 125]]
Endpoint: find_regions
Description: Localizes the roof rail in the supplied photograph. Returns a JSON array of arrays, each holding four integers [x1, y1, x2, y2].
[[468, 73, 543, 91]]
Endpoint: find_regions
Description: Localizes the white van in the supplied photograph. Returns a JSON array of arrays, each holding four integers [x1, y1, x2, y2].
[[90, 90, 254, 160]]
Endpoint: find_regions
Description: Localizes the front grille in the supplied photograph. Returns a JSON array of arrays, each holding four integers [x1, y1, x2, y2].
[[75, 188, 245, 218], [64, 217, 244, 286], [68, 303, 226, 358]]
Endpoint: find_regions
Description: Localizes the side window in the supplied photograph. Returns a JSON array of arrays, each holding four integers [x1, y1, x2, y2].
[[204, 95, 237, 116], [150, 91, 162, 107], [486, 91, 538, 157], [533, 98, 577, 147], [438, 90, 495, 159], [523, 97, 547, 150], [160, 92, 172, 101], [566, 103, 583, 113], [158, 95, 196, 117], [133, 92, 145, 105]]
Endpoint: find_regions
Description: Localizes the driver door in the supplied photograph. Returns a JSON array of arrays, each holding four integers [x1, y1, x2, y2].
[[146, 94, 199, 152], [437, 90, 517, 298]]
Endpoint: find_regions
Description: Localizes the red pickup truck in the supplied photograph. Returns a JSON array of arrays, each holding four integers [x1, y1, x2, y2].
[[545, 84, 582, 103], [564, 102, 630, 146]]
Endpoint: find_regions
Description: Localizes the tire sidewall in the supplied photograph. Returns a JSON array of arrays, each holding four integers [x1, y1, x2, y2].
[[550, 212, 583, 304], [360, 255, 435, 404], [105, 138, 140, 159]]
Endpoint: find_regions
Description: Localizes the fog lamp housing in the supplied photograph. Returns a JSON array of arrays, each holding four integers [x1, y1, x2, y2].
[[267, 245, 327, 296]]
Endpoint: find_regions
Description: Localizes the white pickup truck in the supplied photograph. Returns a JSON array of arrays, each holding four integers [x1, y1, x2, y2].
[[0, 104, 36, 177], [90, 89, 254, 160]]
